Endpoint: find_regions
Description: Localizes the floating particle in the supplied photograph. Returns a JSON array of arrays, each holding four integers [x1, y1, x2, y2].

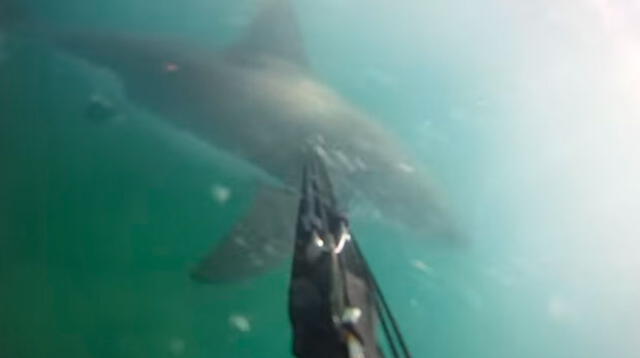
[[397, 162, 416, 174], [411, 259, 434, 275], [229, 314, 251, 333], [210, 184, 231, 204], [168, 337, 185, 356], [163, 61, 180, 72]]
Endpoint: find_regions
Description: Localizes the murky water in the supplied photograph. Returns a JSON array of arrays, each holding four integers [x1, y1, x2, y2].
[[1, 0, 638, 357]]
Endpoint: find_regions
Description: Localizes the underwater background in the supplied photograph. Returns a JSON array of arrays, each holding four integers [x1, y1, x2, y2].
[[1, 0, 638, 357]]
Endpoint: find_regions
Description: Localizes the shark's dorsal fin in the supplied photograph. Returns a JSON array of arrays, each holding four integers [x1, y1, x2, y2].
[[226, 0, 308, 69]]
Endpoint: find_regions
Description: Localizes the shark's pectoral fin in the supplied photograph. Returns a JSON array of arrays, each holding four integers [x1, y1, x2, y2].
[[190, 185, 299, 283]]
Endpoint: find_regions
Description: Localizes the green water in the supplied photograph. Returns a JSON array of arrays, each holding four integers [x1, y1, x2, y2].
[[1, 0, 638, 357]]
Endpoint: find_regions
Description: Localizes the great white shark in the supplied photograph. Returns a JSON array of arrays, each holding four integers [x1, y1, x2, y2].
[[2, 0, 459, 282]]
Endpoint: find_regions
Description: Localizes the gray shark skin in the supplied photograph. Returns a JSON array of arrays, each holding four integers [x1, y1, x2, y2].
[[2, 0, 459, 282]]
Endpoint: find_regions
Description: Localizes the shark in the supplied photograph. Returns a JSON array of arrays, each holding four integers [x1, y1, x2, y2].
[[1, 0, 459, 282]]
